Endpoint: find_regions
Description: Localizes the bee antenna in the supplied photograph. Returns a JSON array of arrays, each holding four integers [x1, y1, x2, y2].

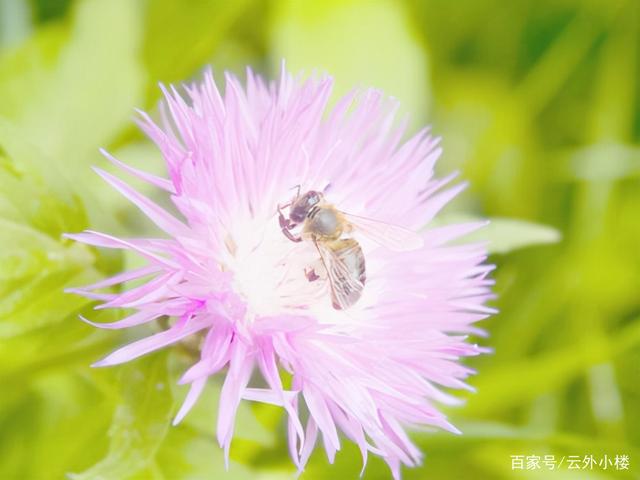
[[290, 184, 301, 197]]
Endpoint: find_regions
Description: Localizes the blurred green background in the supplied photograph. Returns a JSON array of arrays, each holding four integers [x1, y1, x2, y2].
[[0, 0, 638, 478]]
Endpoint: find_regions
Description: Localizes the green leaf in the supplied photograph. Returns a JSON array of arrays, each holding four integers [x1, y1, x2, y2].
[[0, 117, 89, 235], [70, 351, 174, 480], [478, 217, 562, 254], [0, 218, 89, 279], [0, 311, 116, 392], [0, 0, 145, 231], [270, 0, 430, 123], [465, 319, 640, 417], [142, 0, 255, 95], [0, 372, 114, 480], [154, 357, 283, 476], [156, 426, 260, 480], [0, 268, 98, 339], [433, 214, 561, 254], [568, 143, 640, 181], [0, 120, 107, 339], [157, 414, 293, 480], [0, 0, 145, 169], [0, 214, 91, 262], [0, 0, 32, 49]]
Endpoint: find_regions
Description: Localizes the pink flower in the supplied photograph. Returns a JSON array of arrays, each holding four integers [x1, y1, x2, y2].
[[67, 66, 494, 478]]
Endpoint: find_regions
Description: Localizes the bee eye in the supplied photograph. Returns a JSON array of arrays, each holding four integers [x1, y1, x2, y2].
[[307, 192, 319, 206]]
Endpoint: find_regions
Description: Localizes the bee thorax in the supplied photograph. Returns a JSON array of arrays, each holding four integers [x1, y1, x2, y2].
[[307, 207, 340, 237]]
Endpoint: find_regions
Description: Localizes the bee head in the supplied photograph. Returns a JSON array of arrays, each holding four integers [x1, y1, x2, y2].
[[290, 190, 322, 223]]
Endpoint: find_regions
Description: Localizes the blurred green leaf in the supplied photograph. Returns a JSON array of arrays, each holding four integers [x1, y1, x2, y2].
[[31, 0, 72, 24], [0, 117, 88, 234], [0, 371, 114, 479], [434, 214, 562, 254], [478, 217, 562, 254], [567, 143, 640, 181], [515, 5, 618, 117], [176, 377, 276, 455], [70, 352, 174, 480], [0, 310, 114, 376], [270, 0, 430, 123], [0, 0, 144, 168], [0, 1, 637, 479], [0, 218, 92, 281], [155, 358, 288, 477], [0, 0, 32, 48], [0, 116, 108, 341], [0, 267, 99, 340], [143, 0, 255, 97], [0, 0, 145, 232], [466, 318, 640, 417]]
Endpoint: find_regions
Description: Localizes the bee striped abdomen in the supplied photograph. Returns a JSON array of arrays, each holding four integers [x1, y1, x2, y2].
[[326, 238, 366, 309]]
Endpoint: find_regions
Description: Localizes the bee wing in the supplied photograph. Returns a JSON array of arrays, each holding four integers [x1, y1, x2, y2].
[[342, 212, 424, 252], [313, 239, 364, 310]]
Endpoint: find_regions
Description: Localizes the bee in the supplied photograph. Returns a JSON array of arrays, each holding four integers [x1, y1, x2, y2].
[[278, 189, 423, 310]]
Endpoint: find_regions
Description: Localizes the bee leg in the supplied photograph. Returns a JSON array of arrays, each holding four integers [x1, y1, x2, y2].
[[278, 206, 303, 243], [305, 259, 326, 282], [282, 228, 302, 243], [277, 209, 289, 229], [304, 267, 320, 282]]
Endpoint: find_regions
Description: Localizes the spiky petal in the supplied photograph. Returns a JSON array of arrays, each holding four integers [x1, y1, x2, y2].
[[68, 66, 495, 478]]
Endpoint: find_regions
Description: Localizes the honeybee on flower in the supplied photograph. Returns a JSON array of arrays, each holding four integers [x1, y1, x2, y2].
[[67, 66, 494, 479]]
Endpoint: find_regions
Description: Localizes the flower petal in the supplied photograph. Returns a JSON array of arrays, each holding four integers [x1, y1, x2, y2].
[[92, 318, 210, 367], [93, 167, 188, 236]]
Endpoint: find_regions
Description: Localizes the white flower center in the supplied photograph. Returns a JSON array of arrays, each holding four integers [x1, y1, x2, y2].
[[227, 214, 333, 319]]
